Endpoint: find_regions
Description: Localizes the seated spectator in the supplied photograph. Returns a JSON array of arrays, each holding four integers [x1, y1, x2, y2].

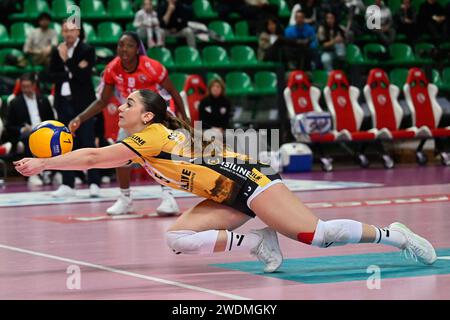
[[289, 0, 318, 26], [284, 10, 320, 70], [418, 0, 447, 44], [158, 0, 196, 48], [257, 17, 285, 61], [366, 0, 396, 46], [5, 73, 55, 186], [198, 78, 232, 133], [23, 12, 58, 67], [318, 12, 346, 71], [395, 0, 418, 44], [133, 0, 163, 48], [318, 0, 348, 25]]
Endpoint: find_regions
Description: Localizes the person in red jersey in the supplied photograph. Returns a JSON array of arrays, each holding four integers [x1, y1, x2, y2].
[[69, 31, 187, 216]]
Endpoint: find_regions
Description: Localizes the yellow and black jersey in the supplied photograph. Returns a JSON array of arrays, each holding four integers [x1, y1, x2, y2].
[[121, 123, 282, 217]]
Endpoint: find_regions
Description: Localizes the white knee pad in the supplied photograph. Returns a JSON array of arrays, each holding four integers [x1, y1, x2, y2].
[[312, 219, 362, 248], [165, 230, 219, 254]]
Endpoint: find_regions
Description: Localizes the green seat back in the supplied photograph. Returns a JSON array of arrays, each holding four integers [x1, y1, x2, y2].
[[254, 71, 277, 94], [226, 72, 254, 95], [170, 73, 188, 92], [175, 46, 202, 67], [97, 22, 123, 43], [193, 0, 218, 19], [208, 21, 235, 41], [389, 68, 409, 88], [230, 45, 257, 65], [202, 46, 230, 66], [147, 47, 174, 67]]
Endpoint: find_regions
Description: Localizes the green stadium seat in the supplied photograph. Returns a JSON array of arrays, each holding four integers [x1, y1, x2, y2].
[[9, 0, 50, 21], [388, 0, 403, 14], [414, 42, 436, 65], [108, 0, 134, 19], [268, 0, 290, 18], [440, 68, 450, 91], [234, 21, 257, 42], [96, 46, 114, 59], [82, 22, 97, 44], [147, 47, 175, 68], [95, 46, 114, 72], [0, 48, 32, 74], [388, 43, 417, 66], [51, 0, 75, 20], [363, 43, 388, 65], [346, 44, 365, 65], [389, 68, 409, 89], [96, 22, 123, 45], [170, 73, 188, 91], [10, 22, 34, 46], [230, 45, 258, 66], [80, 0, 107, 21], [92, 75, 102, 89], [310, 70, 328, 89], [0, 24, 11, 47], [206, 72, 222, 84], [430, 69, 445, 91], [208, 21, 235, 41], [125, 22, 136, 32], [225, 72, 254, 95], [202, 46, 230, 67], [254, 71, 277, 95], [193, 0, 218, 19], [174, 46, 202, 68], [49, 22, 62, 42]]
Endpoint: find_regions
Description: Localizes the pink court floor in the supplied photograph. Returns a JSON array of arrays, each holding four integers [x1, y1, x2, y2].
[[0, 165, 449, 300]]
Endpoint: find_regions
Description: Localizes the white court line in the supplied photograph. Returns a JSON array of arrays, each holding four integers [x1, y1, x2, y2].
[[0, 243, 249, 300], [437, 256, 450, 260]]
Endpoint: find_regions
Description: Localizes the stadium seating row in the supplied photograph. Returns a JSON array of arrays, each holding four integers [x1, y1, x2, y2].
[[284, 68, 450, 169]]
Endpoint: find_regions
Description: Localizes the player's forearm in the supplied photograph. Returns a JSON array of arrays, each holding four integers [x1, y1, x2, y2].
[[78, 99, 107, 123], [43, 147, 124, 171]]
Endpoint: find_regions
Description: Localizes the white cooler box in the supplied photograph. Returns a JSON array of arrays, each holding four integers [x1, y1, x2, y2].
[[280, 143, 313, 172]]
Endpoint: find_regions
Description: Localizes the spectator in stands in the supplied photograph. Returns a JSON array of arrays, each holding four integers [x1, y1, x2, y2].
[[365, 0, 395, 46], [257, 17, 285, 61], [395, 0, 418, 44], [318, 0, 348, 24], [284, 10, 320, 70], [418, 0, 447, 44], [133, 0, 163, 49], [158, 0, 197, 48], [289, 0, 318, 26], [45, 19, 101, 197], [317, 12, 346, 71], [198, 78, 232, 132], [23, 12, 58, 67], [5, 73, 54, 185]]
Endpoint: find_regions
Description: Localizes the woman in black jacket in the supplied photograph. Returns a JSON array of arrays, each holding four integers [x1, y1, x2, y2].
[[198, 78, 232, 132]]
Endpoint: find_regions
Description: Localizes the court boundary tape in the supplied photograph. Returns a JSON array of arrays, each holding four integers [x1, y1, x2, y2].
[[0, 243, 250, 300]]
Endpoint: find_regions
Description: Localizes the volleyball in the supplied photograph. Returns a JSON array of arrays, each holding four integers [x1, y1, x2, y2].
[[28, 120, 73, 158]]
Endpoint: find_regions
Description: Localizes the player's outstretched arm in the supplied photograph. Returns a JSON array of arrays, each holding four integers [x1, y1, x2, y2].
[[14, 143, 136, 176]]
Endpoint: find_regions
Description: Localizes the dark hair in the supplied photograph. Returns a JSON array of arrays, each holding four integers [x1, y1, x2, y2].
[[120, 31, 146, 55], [19, 73, 36, 83], [138, 89, 223, 155], [38, 12, 52, 22]]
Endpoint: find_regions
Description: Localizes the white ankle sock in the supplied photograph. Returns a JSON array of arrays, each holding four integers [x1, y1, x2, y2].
[[225, 230, 261, 252], [120, 188, 131, 198], [373, 226, 406, 249]]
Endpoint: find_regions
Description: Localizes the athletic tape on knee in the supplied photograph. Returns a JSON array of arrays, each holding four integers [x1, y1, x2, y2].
[[309, 219, 363, 248], [165, 230, 219, 254]]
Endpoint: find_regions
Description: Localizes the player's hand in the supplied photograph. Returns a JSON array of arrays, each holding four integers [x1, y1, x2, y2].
[[14, 158, 46, 177], [69, 116, 81, 134]]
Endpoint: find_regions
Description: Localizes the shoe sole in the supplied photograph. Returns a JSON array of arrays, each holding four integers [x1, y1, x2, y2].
[[390, 222, 437, 265]]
